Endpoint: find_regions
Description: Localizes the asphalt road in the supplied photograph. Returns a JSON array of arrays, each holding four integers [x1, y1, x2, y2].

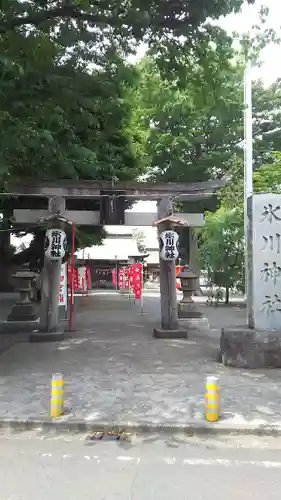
[[1, 431, 281, 499]]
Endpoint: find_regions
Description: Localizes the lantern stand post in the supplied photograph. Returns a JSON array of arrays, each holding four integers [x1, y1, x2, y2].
[[30, 196, 66, 342], [153, 197, 188, 339]]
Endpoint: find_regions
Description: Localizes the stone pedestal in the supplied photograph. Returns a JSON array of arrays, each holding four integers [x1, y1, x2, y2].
[[29, 330, 65, 342], [220, 327, 281, 368], [153, 327, 187, 339]]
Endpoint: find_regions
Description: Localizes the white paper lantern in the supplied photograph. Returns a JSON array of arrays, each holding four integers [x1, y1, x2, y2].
[[159, 230, 179, 261], [44, 229, 67, 261]]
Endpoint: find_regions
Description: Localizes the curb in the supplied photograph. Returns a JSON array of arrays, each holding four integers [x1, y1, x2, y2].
[[1, 418, 281, 437]]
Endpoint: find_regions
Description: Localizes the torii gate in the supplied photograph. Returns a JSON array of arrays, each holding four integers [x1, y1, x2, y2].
[[2, 179, 224, 338]]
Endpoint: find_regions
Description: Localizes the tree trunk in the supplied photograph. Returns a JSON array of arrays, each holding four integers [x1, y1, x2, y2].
[[225, 285, 230, 305]]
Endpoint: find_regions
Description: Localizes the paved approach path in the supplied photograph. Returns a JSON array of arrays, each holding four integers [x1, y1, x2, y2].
[[1, 431, 281, 499], [0, 291, 280, 428]]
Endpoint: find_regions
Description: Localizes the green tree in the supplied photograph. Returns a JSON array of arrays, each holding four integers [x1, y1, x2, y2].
[[198, 206, 244, 303], [0, 55, 145, 183], [199, 152, 281, 300], [0, 0, 256, 269], [0, 1, 255, 53], [134, 53, 244, 186], [134, 62, 281, 192], [0, 56, 145, 267], [221, 152, 281, 212], [0, 0, 257, 185]]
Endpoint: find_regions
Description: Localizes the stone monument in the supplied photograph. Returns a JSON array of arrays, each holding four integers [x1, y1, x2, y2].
[[220, 194, 281, 368]]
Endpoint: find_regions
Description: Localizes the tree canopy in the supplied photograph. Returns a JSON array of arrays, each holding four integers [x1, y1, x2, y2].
[[134, 54, 244, 185], [0, 0, 258, 271], [134, 63, 281, 183], [0, 1, 254, 47], [0, 0, 256, 187]]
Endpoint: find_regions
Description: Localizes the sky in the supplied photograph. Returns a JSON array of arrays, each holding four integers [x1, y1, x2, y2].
[[129, 0, 281, 85], [11, 0, 281, 248], [219, 0, 281, 85]]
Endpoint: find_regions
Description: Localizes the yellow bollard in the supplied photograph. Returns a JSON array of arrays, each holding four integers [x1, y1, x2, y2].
[[50, 373, 64, 417], [205, 375, 219, 422]]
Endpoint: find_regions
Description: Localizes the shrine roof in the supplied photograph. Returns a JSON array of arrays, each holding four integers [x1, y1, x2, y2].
[[76, 236, 141, 261]]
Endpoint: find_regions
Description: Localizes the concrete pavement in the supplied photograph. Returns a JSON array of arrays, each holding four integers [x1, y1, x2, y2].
[[1, 291, 280, 434], [1, 431, 281, 499]]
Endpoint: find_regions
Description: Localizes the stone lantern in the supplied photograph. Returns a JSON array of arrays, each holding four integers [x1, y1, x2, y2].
[[178, 265, 202, 319], [4, 271, 39, 330]]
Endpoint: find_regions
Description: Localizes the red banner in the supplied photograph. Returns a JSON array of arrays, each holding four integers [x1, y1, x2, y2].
[[67, 264, 78, 290], [112, 269, 117, 287], [176, 265, 183, 289], [124, 266, 131, 289], [131, 263, 143, 300], [118, 268, 125, 290], [86, 266, 91, 289]]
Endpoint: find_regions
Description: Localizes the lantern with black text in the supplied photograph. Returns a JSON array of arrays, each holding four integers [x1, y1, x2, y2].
[[159, 230, 179, 261], [44, 229, 67, 261]]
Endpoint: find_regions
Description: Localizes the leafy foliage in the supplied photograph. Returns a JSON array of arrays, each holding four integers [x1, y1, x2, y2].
[[0, 54, 145, 183], [134, 62, 281, 189], [134, 54, 244, 186], [0, 0, 257, 184], [0, 0, 257, 271], [0, 1, 254, 51], [199, 152, 281, 296], [198, 206, 244, 302]]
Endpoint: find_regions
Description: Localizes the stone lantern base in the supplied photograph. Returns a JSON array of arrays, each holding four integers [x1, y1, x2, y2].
[[178, 301, 203, 319]]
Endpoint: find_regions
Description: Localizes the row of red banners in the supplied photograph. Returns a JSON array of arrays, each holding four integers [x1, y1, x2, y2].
[[65, 264, 182, 298], [113, 264, 143, 300]]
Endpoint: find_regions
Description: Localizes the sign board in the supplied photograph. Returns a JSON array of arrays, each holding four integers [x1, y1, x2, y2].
[[59, 263, 67, 308]]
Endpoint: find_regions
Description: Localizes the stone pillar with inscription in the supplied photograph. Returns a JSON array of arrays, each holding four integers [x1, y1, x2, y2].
[[250, 194, 281, 329], [220, 194, 281, 369]]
